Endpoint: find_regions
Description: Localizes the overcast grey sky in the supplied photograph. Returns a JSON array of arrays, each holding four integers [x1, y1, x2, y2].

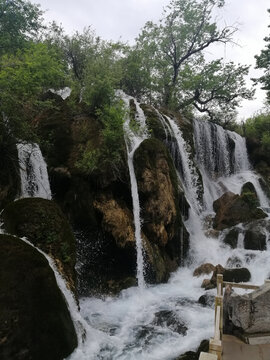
[[34, 0, 270, 119]]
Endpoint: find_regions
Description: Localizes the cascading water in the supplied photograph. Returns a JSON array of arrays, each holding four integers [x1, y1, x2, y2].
[[117, 90, 149, 289], [17, 142, 52, 200], [69, 113, 270, 360]]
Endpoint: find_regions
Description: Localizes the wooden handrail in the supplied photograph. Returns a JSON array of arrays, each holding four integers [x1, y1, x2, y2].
[[223, 281, 260, 290]]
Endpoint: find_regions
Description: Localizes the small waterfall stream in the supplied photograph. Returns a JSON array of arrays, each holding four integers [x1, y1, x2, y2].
[[118, 90, 149, 289], [17, 142, 52, 200]]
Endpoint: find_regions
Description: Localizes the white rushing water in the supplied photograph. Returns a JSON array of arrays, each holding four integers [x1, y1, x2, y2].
[[17, 142, 52, 200], [118, 90, 149, 289], [68, 115, 270, 359]]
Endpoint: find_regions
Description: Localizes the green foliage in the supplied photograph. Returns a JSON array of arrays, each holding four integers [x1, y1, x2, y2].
[[0, 42, 66, 139], [82, 42, 123, 112], [0, 0, 43, 55], [130, 0, 252, 122], [254, 9, 270, 104], [244, 111, 270, 151], [76, 100, 126, 175]]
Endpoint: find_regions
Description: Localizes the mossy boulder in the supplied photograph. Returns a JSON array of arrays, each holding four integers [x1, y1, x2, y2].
[[2, 198, 76, 293], [213, 191, 267, 230], [0, 234, 77, 360]]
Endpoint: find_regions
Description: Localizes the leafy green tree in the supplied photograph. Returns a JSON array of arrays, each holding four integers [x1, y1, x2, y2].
[[82, 41, 123, 112], [128, 0, 253, 122], [244, 111, 270, 152], [0, 0, 43, 54], [254, 9, 270, 104], [0, 42, 66, 138], [179, 59, 254, 122]]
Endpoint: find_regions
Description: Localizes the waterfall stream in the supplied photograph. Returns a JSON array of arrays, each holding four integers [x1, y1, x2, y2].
[[17, 142, 52, 200], [118, 90, 149, 289]]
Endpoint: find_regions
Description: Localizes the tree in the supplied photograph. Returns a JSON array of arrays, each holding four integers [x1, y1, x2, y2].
[[254, 9, 270, 104], [178, 59, 254, 122], [128, 0, 253, 122], [0, 0, 43, 54], [0, 42, 66, 138]]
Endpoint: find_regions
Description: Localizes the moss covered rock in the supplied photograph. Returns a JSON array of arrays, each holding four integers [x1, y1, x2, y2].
[[0, 234, 77, 360], [213, 191, 267, 230], [2, 198, 76, 293]]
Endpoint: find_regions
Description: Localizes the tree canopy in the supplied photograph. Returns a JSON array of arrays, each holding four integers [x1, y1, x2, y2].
[[254, 9, 270, 104]]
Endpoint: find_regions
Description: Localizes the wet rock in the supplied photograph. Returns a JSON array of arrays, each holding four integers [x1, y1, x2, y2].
[[152, 310, 188, 335], [226, 256, 243, 268], [213, 191, 267, 230], [0, 234, 77, 360], [2, 198, 77, 294], [203, 264, 251, 289], [223, 228, 239, 249], [193, 263, 215, 277], [198, 293, 215, 307], [224, 281, 270, 334], [175, 339, 209, 360], [134, 138, 189, 283], [244, 229, 267, 251]]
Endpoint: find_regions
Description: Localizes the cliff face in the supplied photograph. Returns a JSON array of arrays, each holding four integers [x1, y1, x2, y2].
[[30, 94, 189, 294]]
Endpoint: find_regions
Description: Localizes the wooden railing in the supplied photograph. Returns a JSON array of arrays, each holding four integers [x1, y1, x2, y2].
[[199, 274, 262, 360]]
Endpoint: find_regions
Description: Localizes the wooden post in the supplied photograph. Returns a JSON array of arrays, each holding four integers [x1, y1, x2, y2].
[[217, 274, 223, 296], [209, 338, 222, 360]]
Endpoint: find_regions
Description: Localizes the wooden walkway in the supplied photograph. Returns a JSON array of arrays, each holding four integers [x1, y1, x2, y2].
[[199, 275, 270, 360], [223, 335, 270, 360]]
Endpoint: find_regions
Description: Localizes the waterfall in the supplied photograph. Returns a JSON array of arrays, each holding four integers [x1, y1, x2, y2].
[[154, 111, 201, 214], [117, 90, 149, 289], [17, 143, 52, 200], [69, 111, 270, 360], [193, 119, 270, 212]]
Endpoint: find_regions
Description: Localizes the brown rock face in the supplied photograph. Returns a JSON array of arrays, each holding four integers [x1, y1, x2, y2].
[[193, 263, 215, 277], [213, 191, 267, 230], [94, 194, 135, 248], [134, 138, 189, 283]]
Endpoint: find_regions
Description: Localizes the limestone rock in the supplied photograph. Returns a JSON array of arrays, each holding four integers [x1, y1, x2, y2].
[[94, 194, 135, 248], [224, 282, 270, 334], [0, 234, 77, 360], [2, 198, 77, 294], [193, 263, 215, 277], [152, 310, 187, 335], [213, 191, 267, 230], [198, 293, 215, 307]]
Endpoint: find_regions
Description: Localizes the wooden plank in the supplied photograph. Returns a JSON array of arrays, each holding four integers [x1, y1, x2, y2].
[[223, 281, 260, 290], [199, 352, 218, 360]]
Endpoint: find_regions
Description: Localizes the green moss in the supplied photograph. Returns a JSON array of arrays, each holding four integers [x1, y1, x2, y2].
[[141, 104, 167, 141], [2, 198, 76, 292], [0, 234, 77, 360]]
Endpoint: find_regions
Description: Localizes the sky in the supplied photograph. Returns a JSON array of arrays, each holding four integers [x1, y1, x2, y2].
[[33, 0, 270, 119]]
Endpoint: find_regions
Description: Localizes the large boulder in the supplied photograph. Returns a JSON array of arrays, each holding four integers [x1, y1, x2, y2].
[[202, 264, 251, 289], [213, 191, 267, 230], [2, 198, 76, 293], [0, 234, 77, 360], [224, 282, 270, 335]]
